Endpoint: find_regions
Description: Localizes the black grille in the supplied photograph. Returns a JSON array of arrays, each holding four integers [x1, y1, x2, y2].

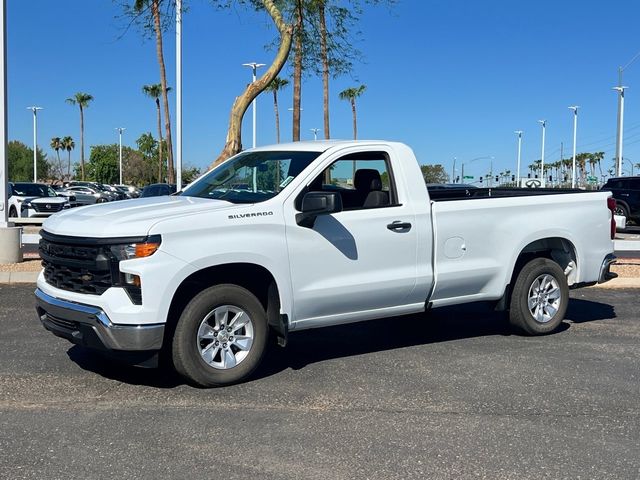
[[32, 202, 64, 213], [39, 231, 145, 304], [40, 237, 115, 295]]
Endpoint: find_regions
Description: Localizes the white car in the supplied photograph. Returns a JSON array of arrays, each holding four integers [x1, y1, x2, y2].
[[35, 141, 617, 387], [8, 182, 70, 218]]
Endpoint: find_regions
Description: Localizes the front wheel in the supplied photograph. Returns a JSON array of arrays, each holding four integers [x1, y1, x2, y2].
[[509, 258, 569, 335], [171, 284, 268, 387], [8, 206, 18, 218]]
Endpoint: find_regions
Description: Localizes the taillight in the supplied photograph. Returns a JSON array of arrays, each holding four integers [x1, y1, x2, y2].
[[607, 197, 616, 240]]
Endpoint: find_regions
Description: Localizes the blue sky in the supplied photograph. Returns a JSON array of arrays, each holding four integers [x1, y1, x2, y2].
[[7, 0, 640, 181]]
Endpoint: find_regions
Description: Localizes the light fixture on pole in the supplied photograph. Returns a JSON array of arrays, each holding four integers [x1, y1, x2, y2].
[[462, 155, 493, 184], [310, 128, 320, 140], [538, 120, 546, 183], [568, 106, 579, 188], [116, 128, 125, 185], [242, 62, 266, 148], [613, 86, 627, 177], [514, 131, 523, 186], [176, 0, 183, 190], [27, 106, 43, 182]]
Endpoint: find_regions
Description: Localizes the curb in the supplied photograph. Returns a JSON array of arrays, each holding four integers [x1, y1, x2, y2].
[[614, 239, 640, 251], [0, 271, 40, 284], [589, 277, 640, 289]]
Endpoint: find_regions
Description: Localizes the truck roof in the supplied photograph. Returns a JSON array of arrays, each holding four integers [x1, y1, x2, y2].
[[249, 140, 396, 153]]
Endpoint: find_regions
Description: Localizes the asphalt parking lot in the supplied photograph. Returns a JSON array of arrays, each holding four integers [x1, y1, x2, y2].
[[0, 285, 639, 480]]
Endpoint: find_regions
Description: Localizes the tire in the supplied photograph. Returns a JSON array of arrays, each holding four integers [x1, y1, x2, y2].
[[8, 206, 18, 218], [96, 198, 107, 203], [172, 284, 268, 387], [509, 258, 569, 335], [614, 202, 629, 219]]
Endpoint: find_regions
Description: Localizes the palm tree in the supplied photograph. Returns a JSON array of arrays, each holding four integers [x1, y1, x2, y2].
[[317, 0, 330, 139], [264, 77, 289, 143], [50, 137, 63, 179], [339, 85, 366, 140], [134, 0, 174, 183], [61, 136, 75, 180], [65, 92, 93, 180], [292, 0, 304, 142], [142, 83, 171, 182]]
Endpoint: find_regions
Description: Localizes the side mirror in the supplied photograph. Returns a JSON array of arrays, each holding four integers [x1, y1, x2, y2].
[[296, 191, 343, 228]]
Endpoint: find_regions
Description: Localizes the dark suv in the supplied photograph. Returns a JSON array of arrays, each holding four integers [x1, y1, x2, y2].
[[601, 176, 640, 222]]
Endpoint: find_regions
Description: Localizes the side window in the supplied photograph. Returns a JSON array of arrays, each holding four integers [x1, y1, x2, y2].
[[629, 178, 640, 190], [303, 152, 398, 211]]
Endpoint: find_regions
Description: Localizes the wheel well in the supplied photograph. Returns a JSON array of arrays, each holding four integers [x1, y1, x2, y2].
[[164, 263, 281, 348], [496, 237, 577, 310], [614, 199, 629, 212]]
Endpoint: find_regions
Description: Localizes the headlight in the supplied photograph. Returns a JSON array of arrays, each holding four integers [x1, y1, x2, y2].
[[109, 235, 161, 261], [109, 235, 161, 303]]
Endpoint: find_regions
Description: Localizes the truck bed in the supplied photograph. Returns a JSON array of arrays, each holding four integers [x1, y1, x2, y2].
[[427, 187, 593, 202]]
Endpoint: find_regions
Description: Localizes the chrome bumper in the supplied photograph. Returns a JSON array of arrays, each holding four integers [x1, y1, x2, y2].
[[598, 253, 618, 284], [35, 288, 164, 351]]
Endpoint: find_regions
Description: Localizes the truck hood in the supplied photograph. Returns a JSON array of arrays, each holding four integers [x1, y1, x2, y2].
[[43, 195, 238, 238]]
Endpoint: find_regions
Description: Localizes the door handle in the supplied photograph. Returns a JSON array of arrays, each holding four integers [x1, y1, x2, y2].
[[620, 193, 629, 196], [387, 221, 412, 231]]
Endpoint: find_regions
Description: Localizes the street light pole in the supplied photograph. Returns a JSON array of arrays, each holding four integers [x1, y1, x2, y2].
[[1, 0, 7, 229], [613, 86, 627, 177], [538, 120, 546, 183], [176, 0, 182, 190], [116, 128, 125, 185], [27, 106, 43, 182], [452, 157, 457, 183], [569, 106, 579, 188], [242, 62, 265, 148], [514, 131, 523, 186], [310, 128, 319, 140]]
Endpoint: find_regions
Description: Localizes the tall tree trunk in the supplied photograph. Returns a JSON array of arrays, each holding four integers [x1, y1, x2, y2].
[[80, 106, 85, 180], [273, 90, 281, 144], [151, 0, 174, 184], [67, 150, 71, 180], [56, 150, 61, 181], [156, 98, 164, 183], [211, 0, 293, 168], [351, 99, 357, 140], [292, 0, 303, 141], [319, 1, 330, 139]]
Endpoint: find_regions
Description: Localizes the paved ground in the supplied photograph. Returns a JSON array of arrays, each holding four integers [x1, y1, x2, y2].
[[0, 286, 638, 479]]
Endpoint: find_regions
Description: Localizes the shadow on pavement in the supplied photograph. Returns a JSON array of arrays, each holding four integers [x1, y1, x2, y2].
[[66, 346, 183, 388], [66, 298, 616, 388], [564, 297, 616, 323]]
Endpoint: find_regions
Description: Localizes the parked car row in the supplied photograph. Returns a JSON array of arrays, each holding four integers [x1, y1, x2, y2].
[[7, 181, 181, 218]]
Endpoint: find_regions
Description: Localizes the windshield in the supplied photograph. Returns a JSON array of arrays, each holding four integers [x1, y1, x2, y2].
[[13, 184, 56, 197], [182, 150, 321, 203]]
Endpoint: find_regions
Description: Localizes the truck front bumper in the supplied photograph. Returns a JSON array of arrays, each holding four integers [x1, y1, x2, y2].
[[35, 288, 165, 355]]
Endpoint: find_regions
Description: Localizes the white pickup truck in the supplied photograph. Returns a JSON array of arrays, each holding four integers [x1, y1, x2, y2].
[[36, 141, 617, 386]]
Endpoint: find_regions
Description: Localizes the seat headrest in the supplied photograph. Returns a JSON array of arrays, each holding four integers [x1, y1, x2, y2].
[[354, 169, 382, 192]]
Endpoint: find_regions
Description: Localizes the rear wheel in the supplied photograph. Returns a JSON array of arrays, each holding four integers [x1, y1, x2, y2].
[[614, 202, 629, 218], [509, 258, 568, 335], [171, 284, 268, 387]]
